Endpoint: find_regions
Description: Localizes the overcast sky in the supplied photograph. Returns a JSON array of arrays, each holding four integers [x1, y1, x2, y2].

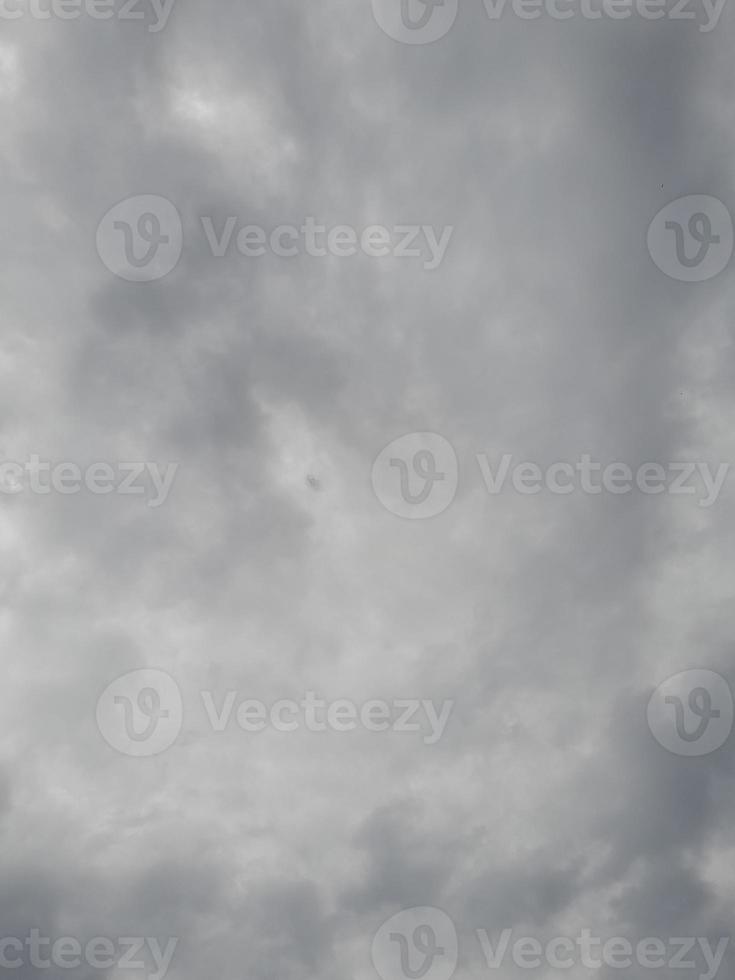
[[1, 1, 735, 979]]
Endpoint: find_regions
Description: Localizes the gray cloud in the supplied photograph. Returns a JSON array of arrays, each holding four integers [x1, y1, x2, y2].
[[0, 2, 734, 979]]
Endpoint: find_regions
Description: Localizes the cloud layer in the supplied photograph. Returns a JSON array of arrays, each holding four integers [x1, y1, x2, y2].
[[1, 2, 735, 979]]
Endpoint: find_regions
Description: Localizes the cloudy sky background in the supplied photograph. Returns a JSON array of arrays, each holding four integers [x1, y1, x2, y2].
[[1, 1, 735, 978]]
